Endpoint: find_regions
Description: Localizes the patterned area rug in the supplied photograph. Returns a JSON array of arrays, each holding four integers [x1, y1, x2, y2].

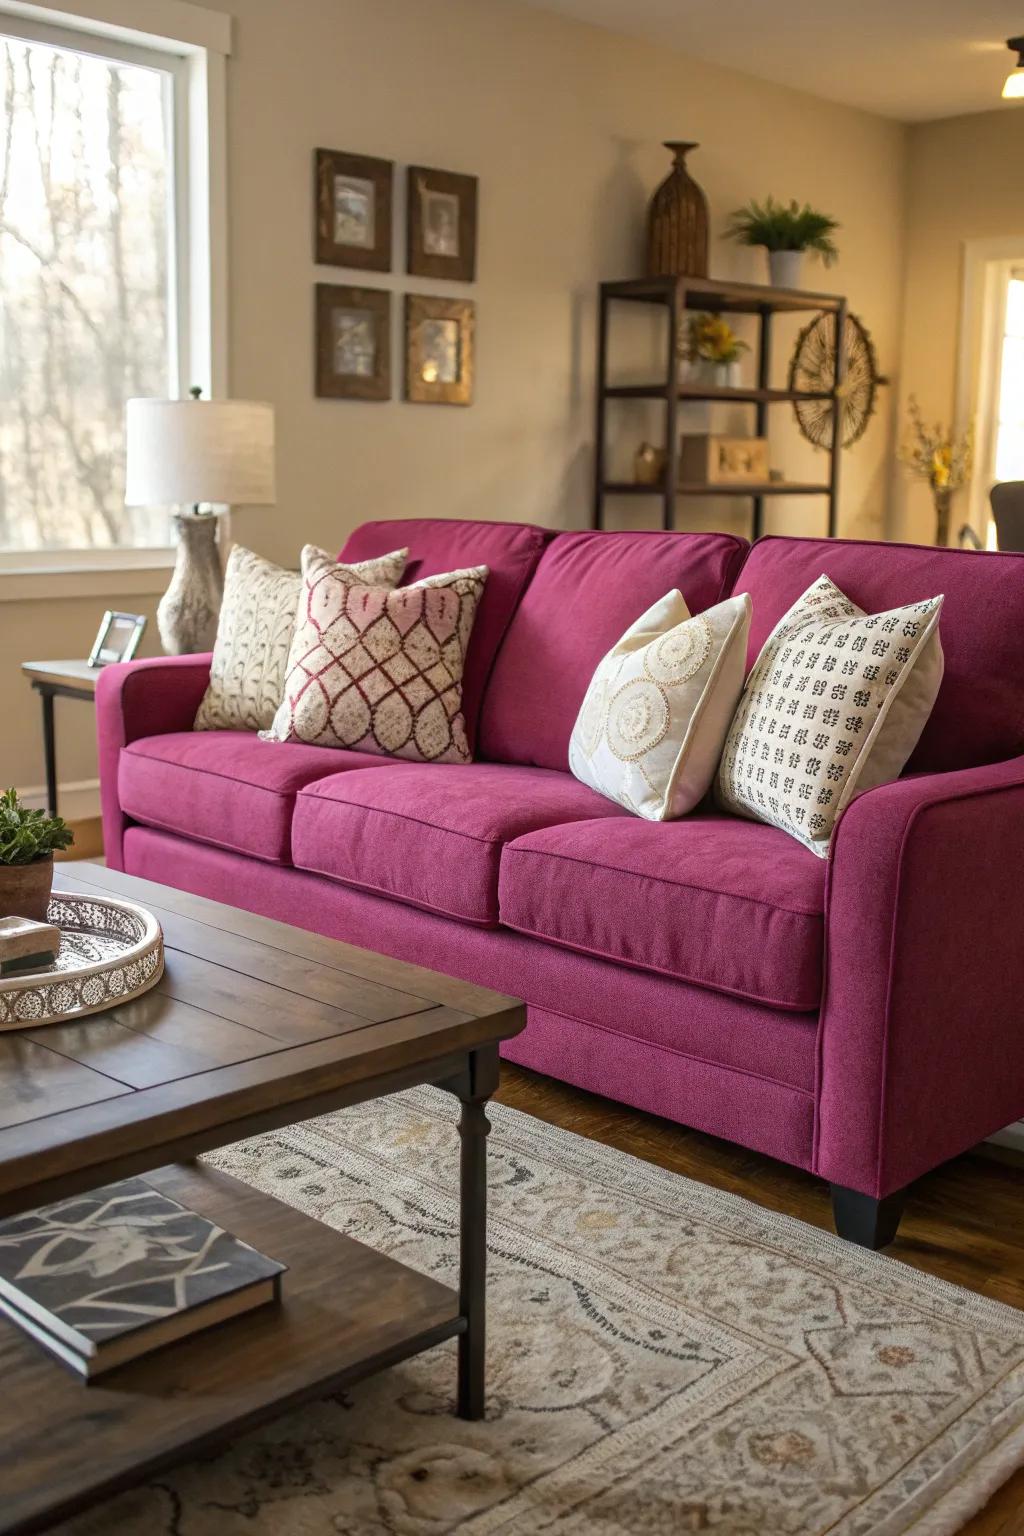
[[57, 1089, 1024, 1536]]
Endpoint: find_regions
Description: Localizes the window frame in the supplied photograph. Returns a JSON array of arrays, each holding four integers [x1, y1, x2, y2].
[[0, 0, 228, 581], [956, 237, 1024, 549]]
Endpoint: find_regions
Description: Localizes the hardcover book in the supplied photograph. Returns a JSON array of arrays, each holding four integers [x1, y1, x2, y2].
[[0, 1177, 285, 1378]]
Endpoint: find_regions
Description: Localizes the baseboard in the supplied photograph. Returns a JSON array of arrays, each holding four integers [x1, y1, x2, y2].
[[986, 1121, 1024, 1153], [16, 779, 101, 821]]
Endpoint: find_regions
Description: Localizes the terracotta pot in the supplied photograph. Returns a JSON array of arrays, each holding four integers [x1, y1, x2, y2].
[[0, 856, 54, 923]]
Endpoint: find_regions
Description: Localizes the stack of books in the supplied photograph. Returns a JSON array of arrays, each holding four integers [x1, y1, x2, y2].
[[0, 1177, 285, 1379]]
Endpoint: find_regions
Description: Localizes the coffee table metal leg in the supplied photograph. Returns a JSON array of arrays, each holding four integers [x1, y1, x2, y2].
[[452, 1043, 499, 1421]]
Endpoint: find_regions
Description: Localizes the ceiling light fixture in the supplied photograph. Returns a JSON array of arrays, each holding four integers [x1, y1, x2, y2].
[[1003, 35, 1024, 98]]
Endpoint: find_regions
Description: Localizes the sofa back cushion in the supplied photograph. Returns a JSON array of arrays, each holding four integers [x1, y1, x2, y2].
[[737, 536, 1024, 773], [339, 517, 551, 750], [478, 529, 748, 770]]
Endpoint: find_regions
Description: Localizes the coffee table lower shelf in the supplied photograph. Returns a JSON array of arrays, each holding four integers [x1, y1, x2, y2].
[[0, 1162, 464, 1536]]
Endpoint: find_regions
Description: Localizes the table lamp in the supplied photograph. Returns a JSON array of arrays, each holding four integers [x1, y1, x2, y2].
[[125, 390, 276, 655]]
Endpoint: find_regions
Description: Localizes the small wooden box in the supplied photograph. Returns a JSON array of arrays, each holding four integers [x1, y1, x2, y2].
[[679, 434, 769, 485]]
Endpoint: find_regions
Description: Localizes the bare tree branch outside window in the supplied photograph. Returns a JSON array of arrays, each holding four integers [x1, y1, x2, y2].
[[0, 35, 174, 551]]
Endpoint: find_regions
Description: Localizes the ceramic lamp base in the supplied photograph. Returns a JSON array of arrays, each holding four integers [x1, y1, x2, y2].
[[158, 511, 224, 655]]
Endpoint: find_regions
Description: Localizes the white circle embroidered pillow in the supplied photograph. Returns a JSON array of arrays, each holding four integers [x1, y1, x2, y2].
[[715, 574, 944, 856], [569, 590, 752, 820], [262, 545, 488, 764]]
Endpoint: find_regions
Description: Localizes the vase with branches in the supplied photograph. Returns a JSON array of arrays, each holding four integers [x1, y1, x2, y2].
[[897, 397, 973, 546]]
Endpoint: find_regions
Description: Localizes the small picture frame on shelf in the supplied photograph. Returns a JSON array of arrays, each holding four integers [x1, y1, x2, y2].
[[88, 611, 146, 667], [315, 149, 393, 271], [406, 166, 477, 282], [316, 284, 391, 401], [404, 294, 475, 406]]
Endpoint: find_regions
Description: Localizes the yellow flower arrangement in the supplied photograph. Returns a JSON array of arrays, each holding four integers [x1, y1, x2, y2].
[[683, 313, 748, 366], [898, 397, 972, 494]]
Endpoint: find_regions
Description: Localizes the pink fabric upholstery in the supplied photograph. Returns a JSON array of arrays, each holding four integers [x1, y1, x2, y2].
[[122, 826, 819, 1108], [338, 517, 551, 750], [96, 655, 214, 869], [499, 814, 825, 1010], [292, 762, 625, 926], [818, 753, 1024, 1197], [738, 535, 1024, 774], [479, 529, 748, 770], [119, 731, 378, 865]]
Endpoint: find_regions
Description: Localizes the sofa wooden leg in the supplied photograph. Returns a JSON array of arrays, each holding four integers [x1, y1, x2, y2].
[[830, 1185, 906, 1250]]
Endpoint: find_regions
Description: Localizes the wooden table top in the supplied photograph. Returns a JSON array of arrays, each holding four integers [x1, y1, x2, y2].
[[21, 659, 101, 692], [0, 863, 525, 1219]]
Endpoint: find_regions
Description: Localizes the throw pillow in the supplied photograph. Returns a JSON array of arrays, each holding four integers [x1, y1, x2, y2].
[[194, 543, 407, 733], [568, 591, 752, 820], [716, 574, 944, 856], [262, 545, 488, 763]]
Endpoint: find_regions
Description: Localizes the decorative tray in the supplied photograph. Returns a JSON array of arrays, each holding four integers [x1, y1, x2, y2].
[[0, 891, 164, 1030]]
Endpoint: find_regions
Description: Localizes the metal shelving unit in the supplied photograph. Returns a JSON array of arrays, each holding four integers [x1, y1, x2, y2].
[[593, 275, 847, 538]]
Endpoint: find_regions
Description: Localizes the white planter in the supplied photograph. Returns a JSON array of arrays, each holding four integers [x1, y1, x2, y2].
[[768, 249, 803, 290], [713, 360, 742, 390]]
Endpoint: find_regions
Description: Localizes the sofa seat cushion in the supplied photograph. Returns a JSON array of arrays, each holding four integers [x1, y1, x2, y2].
[[498, 814, 826, 1010], [119, 731, 384, 865], [291, 762, 626, 926]]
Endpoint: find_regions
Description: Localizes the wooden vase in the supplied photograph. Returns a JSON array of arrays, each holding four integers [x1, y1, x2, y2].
[[646, 142, 709, 279], [0, 857, 54, 923]]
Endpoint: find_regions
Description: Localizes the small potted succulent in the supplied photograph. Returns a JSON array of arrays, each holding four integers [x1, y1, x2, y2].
[[680, 312, 748, 387], [0, 789, 73, 922], [725, 197, 840, 289]]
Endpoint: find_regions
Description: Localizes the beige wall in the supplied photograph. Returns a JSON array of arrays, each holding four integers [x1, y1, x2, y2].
[[893, 106, 1024, 542], [1, 0, 910, 805]]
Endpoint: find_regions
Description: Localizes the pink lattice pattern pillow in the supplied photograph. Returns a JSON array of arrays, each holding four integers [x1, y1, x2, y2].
[[262, 545, 488, 764]]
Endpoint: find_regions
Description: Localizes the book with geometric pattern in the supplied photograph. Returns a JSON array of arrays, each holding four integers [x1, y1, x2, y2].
[[0, 1177, 285, 1378]]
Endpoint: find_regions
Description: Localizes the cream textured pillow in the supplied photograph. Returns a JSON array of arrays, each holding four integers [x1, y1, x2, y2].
[[716, 574, 944, 856], [194, 543, 407, 733], [568, 591, 752, 820], [262, 545, 488, 764]]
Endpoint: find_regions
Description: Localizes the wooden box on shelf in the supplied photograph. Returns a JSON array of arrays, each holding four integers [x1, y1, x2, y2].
[[679, 434, 769, 486]]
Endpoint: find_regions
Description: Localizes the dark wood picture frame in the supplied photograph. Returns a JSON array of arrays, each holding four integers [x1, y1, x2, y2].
[[315, 149, 392, 271], [404, 294, 475, 406], [406, 166, 478, 282], [315, 284, 391, 401]]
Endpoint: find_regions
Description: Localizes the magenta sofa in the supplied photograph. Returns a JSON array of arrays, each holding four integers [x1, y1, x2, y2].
[[96, 518, 1024, 1248]]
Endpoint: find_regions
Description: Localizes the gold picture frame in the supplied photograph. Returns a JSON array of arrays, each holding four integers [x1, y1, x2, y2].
[[404, 294, 475, 406]]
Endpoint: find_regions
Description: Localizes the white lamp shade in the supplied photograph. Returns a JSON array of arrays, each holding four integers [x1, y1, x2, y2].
[[125, 397, 276, 507]]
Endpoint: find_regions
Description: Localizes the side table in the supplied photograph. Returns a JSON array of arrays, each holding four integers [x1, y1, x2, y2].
[[20, 660, 100, 818]]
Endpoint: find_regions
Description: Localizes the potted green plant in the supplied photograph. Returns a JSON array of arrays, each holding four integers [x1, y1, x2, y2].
[[0, 789, 73, 922], [725, 197, 840, 289], [680, 312, 749, 387]]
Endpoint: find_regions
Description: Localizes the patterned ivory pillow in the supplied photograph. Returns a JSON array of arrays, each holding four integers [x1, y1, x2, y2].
[[194, 543, 407, 733], [569, 591, 752, 820], [262, 545, 488, 763], [716, 574, 944, 856]]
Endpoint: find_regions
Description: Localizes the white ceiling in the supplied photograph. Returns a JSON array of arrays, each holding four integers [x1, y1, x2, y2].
[[524, 0, 1024, 122]]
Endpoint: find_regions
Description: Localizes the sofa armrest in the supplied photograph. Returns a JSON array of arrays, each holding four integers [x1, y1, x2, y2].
[[816, 754, 1024, 1198], [96, 654, 212, 870]]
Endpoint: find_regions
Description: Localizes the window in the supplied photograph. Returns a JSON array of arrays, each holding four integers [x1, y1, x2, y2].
[[993, 271, 1024, 483], [0, 20, 186, 553]]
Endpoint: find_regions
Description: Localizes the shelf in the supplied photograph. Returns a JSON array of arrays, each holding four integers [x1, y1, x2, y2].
[[600, 275, 843, 315], [603, 481, 831, 498], [604, 384, 833, 403]]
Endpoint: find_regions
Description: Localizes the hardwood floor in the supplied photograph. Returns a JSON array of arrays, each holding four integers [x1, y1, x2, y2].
[[495, 1062, 1024, 1536]]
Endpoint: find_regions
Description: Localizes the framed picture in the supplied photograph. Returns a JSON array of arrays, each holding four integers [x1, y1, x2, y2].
[[406, 166, 477, 282], [316, 284, 391, 401], [315, 149, 392, 271], [404, 294, 475, 406], [88, 611, 146, 667]]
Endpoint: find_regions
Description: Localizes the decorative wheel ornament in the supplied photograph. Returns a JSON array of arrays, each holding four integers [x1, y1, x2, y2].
[[788, 311, 885, 450]]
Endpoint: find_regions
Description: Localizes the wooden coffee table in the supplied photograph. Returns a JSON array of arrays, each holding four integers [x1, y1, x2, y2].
[[0, 864, 525, 1536]]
